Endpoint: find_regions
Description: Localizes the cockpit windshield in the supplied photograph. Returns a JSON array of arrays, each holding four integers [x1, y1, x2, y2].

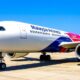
[[0, 26, 5, 31]]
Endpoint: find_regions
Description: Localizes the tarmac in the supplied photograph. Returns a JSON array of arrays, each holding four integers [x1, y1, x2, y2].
[[0, 52, 80, 80]]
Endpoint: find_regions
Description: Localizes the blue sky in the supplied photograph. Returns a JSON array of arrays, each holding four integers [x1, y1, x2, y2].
[[0, 0, 80, 33]]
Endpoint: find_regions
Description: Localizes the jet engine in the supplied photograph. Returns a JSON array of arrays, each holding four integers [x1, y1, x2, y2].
[[7, 53, 29, 58], [75, 44, 80, 60]]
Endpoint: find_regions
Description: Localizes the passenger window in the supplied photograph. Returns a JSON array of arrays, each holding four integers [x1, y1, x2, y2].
[[0, 26, 5, 31]]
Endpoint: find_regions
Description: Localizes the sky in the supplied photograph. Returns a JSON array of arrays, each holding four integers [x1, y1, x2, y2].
[[0, 0, 80, 34]]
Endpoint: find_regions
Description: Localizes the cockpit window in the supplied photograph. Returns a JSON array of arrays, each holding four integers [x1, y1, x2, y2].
[[0, 26, 5, 31]]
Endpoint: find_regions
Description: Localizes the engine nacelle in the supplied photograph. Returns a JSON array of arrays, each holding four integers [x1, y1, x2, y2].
[[7, 53, 29, 58], [75, 44, 80, 60]]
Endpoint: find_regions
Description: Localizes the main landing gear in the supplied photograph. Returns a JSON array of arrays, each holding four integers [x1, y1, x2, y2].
[[40, 52, 51, 61], [0, 52, 6, 70]]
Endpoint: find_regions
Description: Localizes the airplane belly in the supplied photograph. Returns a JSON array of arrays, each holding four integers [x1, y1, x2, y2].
[[25, 33, 72, 52], [25, 34, 61, 51], [0, 33, 71, 52]]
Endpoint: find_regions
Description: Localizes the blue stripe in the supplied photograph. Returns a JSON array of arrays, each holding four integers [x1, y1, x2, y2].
[[41, 37, 72, 52]]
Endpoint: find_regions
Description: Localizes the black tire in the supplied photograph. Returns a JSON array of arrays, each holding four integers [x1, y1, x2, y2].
[[0, 63, 6, 70], [45, 55, 51, 61], [40, 55, 44, 61], [76, 58, 80, 62], [40, 55, 51, 61]]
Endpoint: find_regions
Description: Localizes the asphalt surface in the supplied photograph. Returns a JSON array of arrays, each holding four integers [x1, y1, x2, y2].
[[0, 52, 80, 80]]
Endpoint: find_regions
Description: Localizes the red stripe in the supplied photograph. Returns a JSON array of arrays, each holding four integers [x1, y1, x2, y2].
[[60, 47, 67, 52], [66, 32, 80, 42]]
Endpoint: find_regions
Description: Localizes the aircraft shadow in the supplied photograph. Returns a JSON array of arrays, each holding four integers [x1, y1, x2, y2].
[[11, 57, 40, 61], [1, 57, 79, 72]]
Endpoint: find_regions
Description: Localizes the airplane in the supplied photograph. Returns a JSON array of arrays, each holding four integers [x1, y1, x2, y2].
[[0, 21, 80, 70]]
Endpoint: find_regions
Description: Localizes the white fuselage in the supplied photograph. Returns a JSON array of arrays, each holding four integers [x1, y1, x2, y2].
[[0, 21, 71, 53]]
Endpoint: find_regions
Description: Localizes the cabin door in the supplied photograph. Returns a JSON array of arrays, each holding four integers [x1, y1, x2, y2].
[[20, 26, 27, 39]]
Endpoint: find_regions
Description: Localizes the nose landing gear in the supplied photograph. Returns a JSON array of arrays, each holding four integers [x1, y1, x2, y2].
[[0, 52, 6, 70]]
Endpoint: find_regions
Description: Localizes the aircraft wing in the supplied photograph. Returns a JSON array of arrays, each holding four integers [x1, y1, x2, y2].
[[59, 41, 80, 48]]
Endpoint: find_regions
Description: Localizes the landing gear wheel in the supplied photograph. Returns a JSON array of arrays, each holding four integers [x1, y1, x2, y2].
[[46, 55, 51, 61], [0, 52, 6, 70], [76, 58, 80, 62], [40, 55, 45, 61], [0, 63, 6, 70], [40, 55, 51, 61]]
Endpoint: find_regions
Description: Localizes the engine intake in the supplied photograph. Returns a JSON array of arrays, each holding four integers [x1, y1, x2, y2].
[[7, 53, 29, 58], [75, 44, 80, 59]]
